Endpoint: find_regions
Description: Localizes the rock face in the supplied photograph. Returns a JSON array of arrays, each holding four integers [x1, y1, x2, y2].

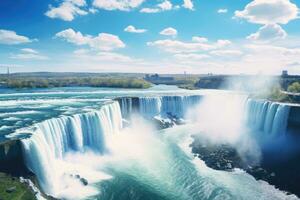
[[190, 134, 300, 197], [0, 139, 29, 176], [80, 178, 88, 186]]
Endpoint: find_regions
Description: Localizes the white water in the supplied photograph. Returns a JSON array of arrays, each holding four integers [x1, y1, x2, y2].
[[21, 102, 122, 199], [119, 95, 202, 119], [19, 95, 297, 200], [246, 99, 290, 137]]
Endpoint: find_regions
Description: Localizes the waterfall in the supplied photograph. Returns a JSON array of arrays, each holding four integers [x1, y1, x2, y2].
[[160, 96, 201, 118], [21, 102, 122, 197], [135, 95, 201, 119], [245, 99, 290, 137], [139, 97, 162, 117], [119, 98, 132, 118]]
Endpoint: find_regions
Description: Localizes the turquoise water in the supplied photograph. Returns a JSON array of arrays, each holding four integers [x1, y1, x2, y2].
[[1, 85, 297, 200], [0, 85, 196, 141]]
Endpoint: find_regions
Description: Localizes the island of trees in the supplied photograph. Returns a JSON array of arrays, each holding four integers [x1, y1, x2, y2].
[[0, 72, 151, 89]]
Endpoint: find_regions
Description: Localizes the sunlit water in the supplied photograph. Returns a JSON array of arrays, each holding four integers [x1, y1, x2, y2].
[[0, 85, 298, 200]]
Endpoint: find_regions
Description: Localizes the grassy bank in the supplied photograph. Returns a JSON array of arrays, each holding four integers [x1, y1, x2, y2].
[[0, 173, 36, 200]]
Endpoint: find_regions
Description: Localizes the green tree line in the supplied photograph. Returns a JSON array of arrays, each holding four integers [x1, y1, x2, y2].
[[1, 77, 152, 89]]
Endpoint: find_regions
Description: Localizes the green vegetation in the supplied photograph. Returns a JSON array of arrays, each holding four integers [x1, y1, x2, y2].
[[253, 85, 291, 103], [0, 77, 151, 89], [175, 77, 199, 90], [287, 82, 300, 93], [0, 173, 36, 200]]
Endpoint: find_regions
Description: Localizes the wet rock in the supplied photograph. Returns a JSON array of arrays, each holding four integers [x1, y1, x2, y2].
[[80, 178, 88, 186]]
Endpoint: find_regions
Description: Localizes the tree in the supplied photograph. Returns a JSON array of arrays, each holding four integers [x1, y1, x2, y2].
[[288, 82, 300, 93]]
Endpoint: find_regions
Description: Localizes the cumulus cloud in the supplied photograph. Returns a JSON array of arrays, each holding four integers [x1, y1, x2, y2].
[[89, 8, 98, 13], [158, 1, 173, 11], [45, 0, 88, 21], [124, 25, 147, 33], [216, 39, 231, 47], [147, 37, 231, 53], [160, 27, 178, 36], [55, 28, 125, 51], [210, 50, 243, 56], [247, 24, 287, 41], [140, 8, 160, 13], [140, 0, 174, 13], [174, 53, 210, 60], [218, 8, 228, 13], [73, 48, 141, 64], [0, 29, 34, 45], [192, 36, 208, 43], [182, 0, 194, 10], [240, 44, 300, 73], [93, 0, 145, 11], [10, 48, 48, 60], [234, 0, 299, 25], [21, 48, 39, 54]]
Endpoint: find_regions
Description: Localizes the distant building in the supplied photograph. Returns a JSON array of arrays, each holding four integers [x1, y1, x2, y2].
[[282, 70, 288, 77], [144, 74, 174, 82]]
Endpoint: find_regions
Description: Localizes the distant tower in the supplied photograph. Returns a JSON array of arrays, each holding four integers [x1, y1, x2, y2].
[[6, 66, 10, 87], [281, 70, 288, 77], [7, 66, 10, 77]]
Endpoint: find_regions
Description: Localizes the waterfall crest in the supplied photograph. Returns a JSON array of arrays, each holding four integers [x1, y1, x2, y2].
[[21, 102, 122, 197], [119, 95, 201, 119], [246, 99, 290, 137]]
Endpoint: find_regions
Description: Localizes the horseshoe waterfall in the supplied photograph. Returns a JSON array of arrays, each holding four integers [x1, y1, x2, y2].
[[0, 90, 299, 200]]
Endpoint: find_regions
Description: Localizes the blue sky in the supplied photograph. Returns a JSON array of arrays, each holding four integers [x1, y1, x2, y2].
[[0, 0, 300, 74]]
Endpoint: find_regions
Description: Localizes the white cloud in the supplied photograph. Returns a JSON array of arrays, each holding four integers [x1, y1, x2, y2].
[[147, 38, 231, 53], [174, 53, 210, 61], [247, 24, 287, 41], [235, 0, 299, 24], [70, 0, 86, 6], [158, 1, 172, 11], [140, 0, 174, 13], [239, 44, 300, 73], [56, 28, 125, 51], [93, 0, 145, 11], [216, 39, 231, 47], [11, 48, 48, 60], [45, 0, 88, 21], [96, 52, 134, 62], [21, 48, 39, 54], [192, 36, 208, 43], [182, 0, 194, 10], [0, 30, 34, 45], [140, 8, 160, 13], [10, 54, 48, 60], [73, 48, 141, 64], [210, 50, 243, 56], [124, 25, 147, 33], [89, 8, 98, 13], [160, 27, 177, 36], [217, 8, 228, 13], [74, 48, 90, 55]]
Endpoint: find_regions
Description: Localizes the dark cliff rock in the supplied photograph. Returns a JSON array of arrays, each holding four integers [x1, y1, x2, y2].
[[190, 134, 300, 197], [0, 139, 29, 176]]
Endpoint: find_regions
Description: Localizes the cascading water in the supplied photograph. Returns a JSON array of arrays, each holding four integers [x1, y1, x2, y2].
[[21, 102, 122, 198], [245, 99, 290, 137], [139, 97, 162, 117], [17, 95, 298, 200], [120, 95, 202, 119], [120, 98, 132, 119]]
